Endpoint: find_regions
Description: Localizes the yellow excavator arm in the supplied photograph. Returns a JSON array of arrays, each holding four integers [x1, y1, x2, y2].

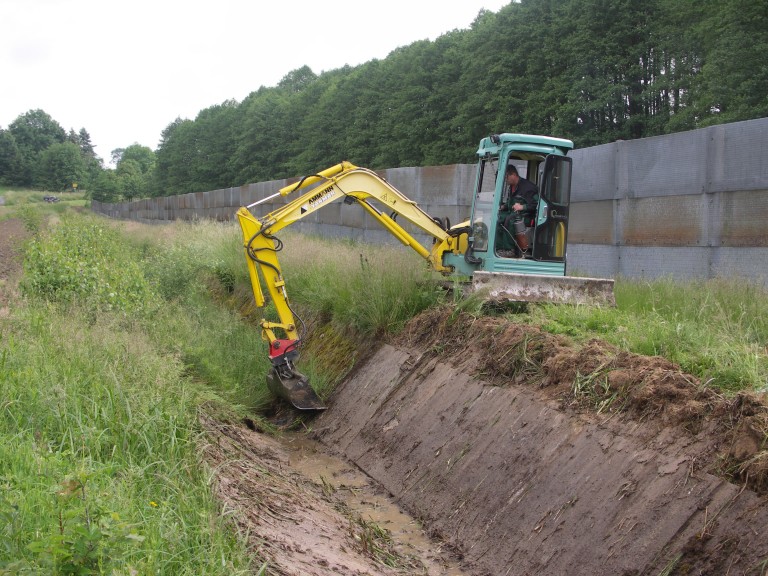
[[236, 161, 464, 410]]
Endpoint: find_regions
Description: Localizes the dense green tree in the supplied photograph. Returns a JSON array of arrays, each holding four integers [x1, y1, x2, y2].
[[111, 148, 126, 166], [0, 129, 23, 185], [116, 159, 146, 201], [147, 0, 768, 196], [119, 144, 156, 174], [231, 89, 291, 184], [67, 127, 97, 158], [36, 142, 87, 191], [8, 109, 67, 186], [277, 66, 318, 93], [187, 101, 240, 190], [696, 0, 768, 125], [154, 118, 197, 195], [91, 169, 121, 202]]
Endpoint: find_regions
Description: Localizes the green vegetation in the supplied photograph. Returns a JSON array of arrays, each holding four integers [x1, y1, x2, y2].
[[525, 277, 768, 393], [2, 0, 767, 200], [2, 206, 766, 573], [1, 214, 269, 574], [0, 187, 88, 223], [270, 231, 768, 395], [277, 234, 442, 336]]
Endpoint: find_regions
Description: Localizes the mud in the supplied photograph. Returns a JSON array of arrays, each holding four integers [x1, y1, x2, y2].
[[201, 414, 466, 575]]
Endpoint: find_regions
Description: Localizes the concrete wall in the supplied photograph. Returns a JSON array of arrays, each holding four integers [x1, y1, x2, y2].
[[92, 117, 768, 284]]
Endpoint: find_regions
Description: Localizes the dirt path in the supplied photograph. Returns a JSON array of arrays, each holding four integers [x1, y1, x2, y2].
[[0, 218, 28, 313]]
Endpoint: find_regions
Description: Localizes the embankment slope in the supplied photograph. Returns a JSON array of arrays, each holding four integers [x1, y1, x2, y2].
[[311, 308, 768, 575]]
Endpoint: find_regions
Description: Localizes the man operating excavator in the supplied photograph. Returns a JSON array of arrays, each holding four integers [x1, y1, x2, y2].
[[497, 163, 539, 257]]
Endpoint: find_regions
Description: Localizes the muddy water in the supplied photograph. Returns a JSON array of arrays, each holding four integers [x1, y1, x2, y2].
[[281, 432, 467, 576]]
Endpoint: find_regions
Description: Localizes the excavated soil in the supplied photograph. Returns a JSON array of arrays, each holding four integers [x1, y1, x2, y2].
[[3, 219, 768, 575]]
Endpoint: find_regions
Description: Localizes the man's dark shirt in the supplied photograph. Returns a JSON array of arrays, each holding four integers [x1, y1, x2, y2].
[[505, 177, 539, 219]]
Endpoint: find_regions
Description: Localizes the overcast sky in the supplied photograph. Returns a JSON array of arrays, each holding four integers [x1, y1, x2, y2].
[[1, 0, 509, 164]]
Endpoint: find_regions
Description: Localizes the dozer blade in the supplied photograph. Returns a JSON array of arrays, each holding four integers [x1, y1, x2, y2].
[[472, 271, 616, 307], [267, 367, 327, 411]]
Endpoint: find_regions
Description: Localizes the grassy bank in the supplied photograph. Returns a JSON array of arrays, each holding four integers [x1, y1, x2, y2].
[[2, 208, 765, 573], [0, 188, 88, 223], [1, 214, 264, 574], [525, 278, 768, 393]]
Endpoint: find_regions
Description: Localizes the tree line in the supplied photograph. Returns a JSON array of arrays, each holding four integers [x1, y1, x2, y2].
[[2, 0, 766, 201]]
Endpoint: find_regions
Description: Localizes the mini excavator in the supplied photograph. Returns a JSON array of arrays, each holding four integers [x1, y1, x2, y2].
[[236, 133, 615, 410]]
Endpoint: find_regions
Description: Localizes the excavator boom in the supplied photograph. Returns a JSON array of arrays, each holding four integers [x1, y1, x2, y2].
[[237, 136, 616, 410]]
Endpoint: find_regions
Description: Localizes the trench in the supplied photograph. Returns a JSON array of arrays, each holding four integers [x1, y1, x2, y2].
[[280, 431, 468, 575], [298, 341, 768, 576]]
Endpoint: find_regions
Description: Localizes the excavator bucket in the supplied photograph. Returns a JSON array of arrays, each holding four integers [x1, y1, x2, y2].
[[472, 271, 616, 307], [267, 367, 327, 411]]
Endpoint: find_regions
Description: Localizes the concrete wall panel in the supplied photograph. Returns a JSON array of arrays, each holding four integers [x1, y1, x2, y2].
[[405, 165, 462, 206], [710, 247, 768, 282], [567, 244, 619, 278], [708, 118, 768, 192], [623, 131, 709, 198], [568, 201, 613, 244], [718, 189, 768, 247], [571, 142, 616, 201], [621, 195, 706, 247], [618, 246, 711, 280], [91, 118, 768, 284]]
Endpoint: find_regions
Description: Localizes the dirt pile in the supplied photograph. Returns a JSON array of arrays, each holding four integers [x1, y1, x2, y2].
[[399, 307, 768, 494]]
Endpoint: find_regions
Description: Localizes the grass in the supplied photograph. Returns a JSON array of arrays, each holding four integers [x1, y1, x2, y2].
[[2, 197, 766, 572], [0, 188, 88, 222], [276, 232, 444, 336], [348, 516, 423, 571], [1, 211, 266, 574], [0, 302, 254, 574], [524, 276, 768, 393]]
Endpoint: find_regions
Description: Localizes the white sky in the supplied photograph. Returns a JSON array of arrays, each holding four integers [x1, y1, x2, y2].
[[1, 0, 509, 164]]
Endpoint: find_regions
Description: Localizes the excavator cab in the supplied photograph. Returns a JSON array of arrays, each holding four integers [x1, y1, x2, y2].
[[458, 133, 574, 276]]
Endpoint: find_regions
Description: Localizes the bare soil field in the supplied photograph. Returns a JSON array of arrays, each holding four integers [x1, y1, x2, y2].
[[3, 219, 767, 575]]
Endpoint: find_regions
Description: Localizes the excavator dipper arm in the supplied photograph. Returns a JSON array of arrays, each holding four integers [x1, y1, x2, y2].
[[236, 161, 462, 410]]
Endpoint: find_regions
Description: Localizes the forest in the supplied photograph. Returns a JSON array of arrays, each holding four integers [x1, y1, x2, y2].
[[1, 0, 766, 201]]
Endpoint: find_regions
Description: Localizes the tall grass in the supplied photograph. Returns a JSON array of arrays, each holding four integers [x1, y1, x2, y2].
[[275, 232, 444, 336], [0, 304, 253, 574], [1, 214, 263, 574], [526, 276, 768, 393]]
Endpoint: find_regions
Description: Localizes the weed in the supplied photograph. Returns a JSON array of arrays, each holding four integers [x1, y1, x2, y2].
[[319, 475, 336, 497], [570, 362, 623, 414], [13, 204, 43, 234], [657, 553, 682, 576], [348, 516, 422, 571]]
